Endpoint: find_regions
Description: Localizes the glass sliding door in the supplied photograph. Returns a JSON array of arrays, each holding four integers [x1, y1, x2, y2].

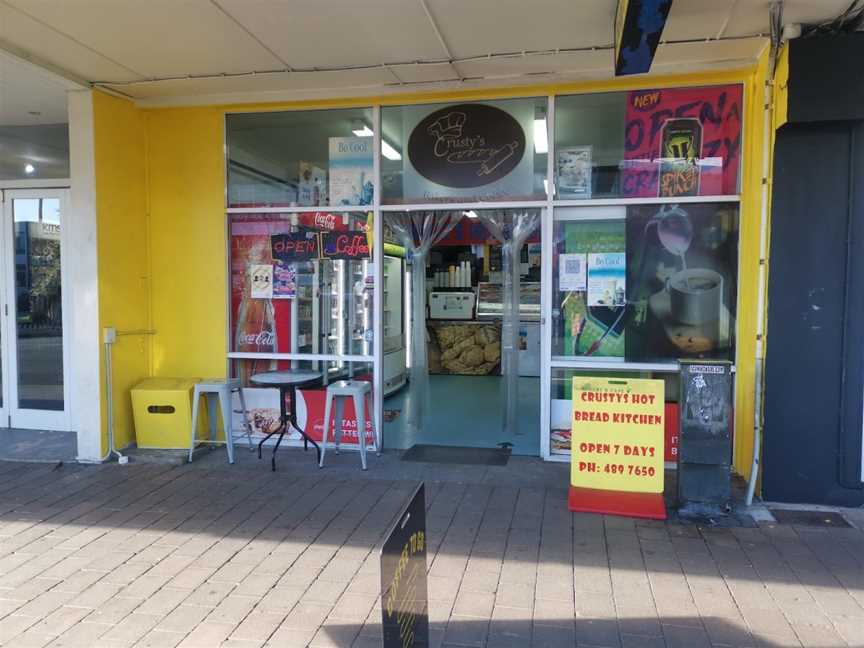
[[1, 189, 70, 431]]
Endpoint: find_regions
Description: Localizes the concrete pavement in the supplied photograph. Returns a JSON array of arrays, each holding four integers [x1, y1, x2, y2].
[[0, 449, 860, 647]]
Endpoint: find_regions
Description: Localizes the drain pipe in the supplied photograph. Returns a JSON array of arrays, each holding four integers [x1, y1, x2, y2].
[[746, 68, 776, 507], [102, 327, 156, 464]]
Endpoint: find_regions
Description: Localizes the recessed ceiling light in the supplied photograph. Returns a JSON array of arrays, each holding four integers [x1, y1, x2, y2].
[[24, 164, 35, 174], [381, 140, 401, 161], [533, 118, 548, 154]]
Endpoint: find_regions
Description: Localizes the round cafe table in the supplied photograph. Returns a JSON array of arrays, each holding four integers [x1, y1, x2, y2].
[[250, 369, 322, 471]]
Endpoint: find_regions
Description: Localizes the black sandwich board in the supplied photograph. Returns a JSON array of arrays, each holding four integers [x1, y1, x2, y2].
[[380, 482, 428, 648]]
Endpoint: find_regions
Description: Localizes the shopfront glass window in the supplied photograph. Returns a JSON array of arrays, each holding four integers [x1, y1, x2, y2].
[[226, 107, 374, 208], [381, 97, 548, 204], [554, 85, 742, 199], [551, 202, 739, 363], [549, 368, 679, 456], [229, 211, 374, 379]]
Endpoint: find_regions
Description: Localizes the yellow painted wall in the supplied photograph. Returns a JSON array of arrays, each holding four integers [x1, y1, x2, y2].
[[145, 107, 226, 381], [775, 44, 790, 129], [729, 44, 787, 483], [95, 63, 779, 470], [93, 90, 150, 453], [731, 48, 768, 480]]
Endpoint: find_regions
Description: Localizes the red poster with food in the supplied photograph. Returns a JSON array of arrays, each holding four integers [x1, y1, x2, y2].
[[622, 85, 743, 198], [297, 384, 377, 446]]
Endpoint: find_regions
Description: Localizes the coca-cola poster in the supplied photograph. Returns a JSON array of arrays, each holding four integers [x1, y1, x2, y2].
[[231, 217, 293, 378]]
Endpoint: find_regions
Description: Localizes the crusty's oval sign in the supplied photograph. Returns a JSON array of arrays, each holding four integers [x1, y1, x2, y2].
[[407, 103, 526, 188]]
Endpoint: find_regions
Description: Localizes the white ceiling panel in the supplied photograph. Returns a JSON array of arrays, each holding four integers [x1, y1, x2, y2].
[[663, 0, 741, 41], [0, 52, 69, 124], [0, 3, 142, 83], [388, 63, 461, 85], [216, 0, 446, 69], [0, 0, 846, 105], [427, 0, 617, 59], [455, 50, 613, 81], [4, 0, 283, 78], [651, 37, 767, 74], [724, 0, 851, 38], [109, 67, 395, 100]]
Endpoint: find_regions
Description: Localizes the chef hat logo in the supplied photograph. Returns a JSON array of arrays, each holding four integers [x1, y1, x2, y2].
[[427, 111, 466, 140]]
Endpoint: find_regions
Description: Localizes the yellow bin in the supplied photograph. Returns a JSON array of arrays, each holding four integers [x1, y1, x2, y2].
[[131, 378, 198, 449]]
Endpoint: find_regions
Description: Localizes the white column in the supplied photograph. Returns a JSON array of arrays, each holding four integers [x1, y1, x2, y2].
[[66, 89, 102, 462]]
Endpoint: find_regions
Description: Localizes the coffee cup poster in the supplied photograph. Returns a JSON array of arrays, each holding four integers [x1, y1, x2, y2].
[[555, 202, 738, 362], [624, 202, 738, 361]]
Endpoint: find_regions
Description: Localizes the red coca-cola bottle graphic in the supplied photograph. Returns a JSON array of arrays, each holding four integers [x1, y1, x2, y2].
[[235, 242, 278, 383]]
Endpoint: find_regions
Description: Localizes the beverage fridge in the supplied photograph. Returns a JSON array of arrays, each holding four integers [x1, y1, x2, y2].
[[288, 255, 406, 393]]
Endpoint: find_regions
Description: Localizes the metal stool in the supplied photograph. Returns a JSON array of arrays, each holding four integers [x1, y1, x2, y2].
[[188, 379, 253, 464], [319, 380, 378, 470]]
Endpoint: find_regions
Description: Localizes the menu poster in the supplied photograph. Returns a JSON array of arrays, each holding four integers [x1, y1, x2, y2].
[[329, 137, 374, 206]]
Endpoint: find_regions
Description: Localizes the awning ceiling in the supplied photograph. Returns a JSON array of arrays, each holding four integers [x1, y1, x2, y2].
[[0, 0, 854, 105]]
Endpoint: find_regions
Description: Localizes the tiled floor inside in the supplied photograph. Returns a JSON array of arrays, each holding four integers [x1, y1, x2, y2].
[[383, 375, 542, 455], [0, 449, 861, 647]]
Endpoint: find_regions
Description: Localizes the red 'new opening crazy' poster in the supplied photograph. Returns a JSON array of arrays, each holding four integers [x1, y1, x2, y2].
[[622, 85, 743, 198]]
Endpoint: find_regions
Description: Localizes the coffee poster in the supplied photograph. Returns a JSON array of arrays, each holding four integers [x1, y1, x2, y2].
[[624, 203, 739, 361]]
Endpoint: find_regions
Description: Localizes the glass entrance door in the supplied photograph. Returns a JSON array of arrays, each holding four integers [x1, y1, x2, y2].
[[0, 189, 70, 431]]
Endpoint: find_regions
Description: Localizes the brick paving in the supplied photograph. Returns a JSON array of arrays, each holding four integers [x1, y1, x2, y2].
[[0, 450, 861, 647]]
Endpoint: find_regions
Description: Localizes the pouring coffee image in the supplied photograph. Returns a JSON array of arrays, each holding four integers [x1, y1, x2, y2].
[[667, 268, 723, 326], [626, 204, 736, 359]]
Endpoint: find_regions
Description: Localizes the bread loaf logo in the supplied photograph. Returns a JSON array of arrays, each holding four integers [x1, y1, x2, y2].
[[408, 103, 526, 188]]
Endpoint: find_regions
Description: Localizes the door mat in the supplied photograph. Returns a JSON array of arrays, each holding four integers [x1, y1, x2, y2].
[[401, 444, 510, 466], [769, 509, 852, 528]]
